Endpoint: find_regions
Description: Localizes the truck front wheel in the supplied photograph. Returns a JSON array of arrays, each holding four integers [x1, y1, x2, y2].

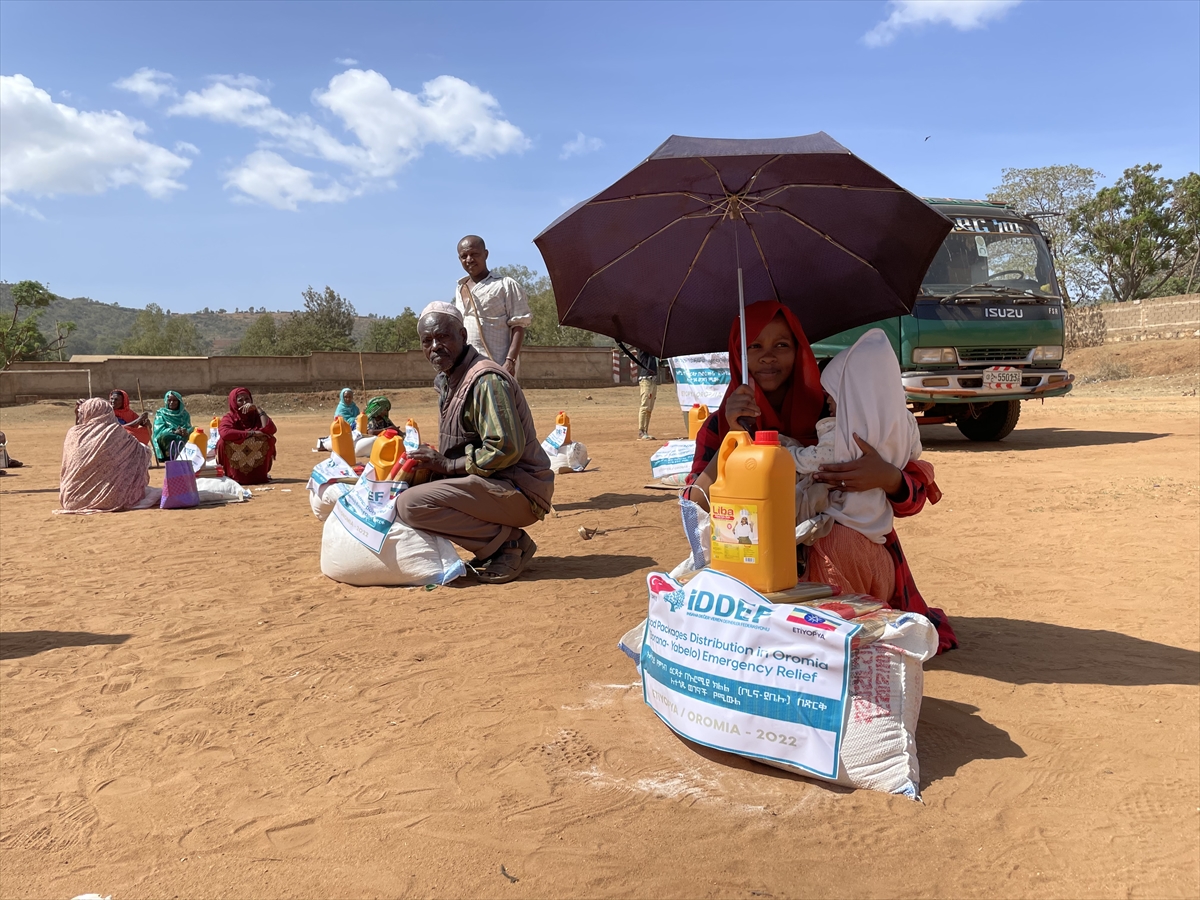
[[956, 400, 1021, 442]]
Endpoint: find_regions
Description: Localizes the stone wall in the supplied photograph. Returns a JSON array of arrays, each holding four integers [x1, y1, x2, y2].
[[1100, 294, 1200, 342], [1063, 294, 1200, 349], [0, 347, 623, 405]]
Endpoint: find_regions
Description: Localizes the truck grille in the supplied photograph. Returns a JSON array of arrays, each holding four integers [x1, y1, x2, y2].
[[956, 347, 1033, 363]]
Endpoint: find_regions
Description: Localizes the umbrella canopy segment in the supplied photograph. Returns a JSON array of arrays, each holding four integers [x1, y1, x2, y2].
[[533, 133, 952, 357]]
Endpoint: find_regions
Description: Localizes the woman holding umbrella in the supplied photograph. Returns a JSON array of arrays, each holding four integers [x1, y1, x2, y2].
[[686, 300, 956, 654], [533, 132, 957, 651]]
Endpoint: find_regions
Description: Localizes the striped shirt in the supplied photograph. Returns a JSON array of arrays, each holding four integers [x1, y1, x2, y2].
[[454, 273, 533, 363]]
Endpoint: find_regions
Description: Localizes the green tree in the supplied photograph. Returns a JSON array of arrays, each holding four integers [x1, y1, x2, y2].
[[274, 285, 357, 355], [118, 304, 206, 355], [1168, 171, 1200, 295], [1, 280, 76, 368], [1071, 164, 1198, 303], [235, 312, 279, 355], [988, 164, 1102, 305], [361, 308, 420, 352], [490, 264, 595, 347]]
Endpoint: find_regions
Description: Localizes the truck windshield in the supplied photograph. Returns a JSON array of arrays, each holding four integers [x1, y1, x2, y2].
[[922, 221, 1060, 298]]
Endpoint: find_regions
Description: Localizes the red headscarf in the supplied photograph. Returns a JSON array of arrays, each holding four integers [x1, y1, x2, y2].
[[222, 387, 261, 430], [689, 300, 825, 479], [110, 389, 135, 422]]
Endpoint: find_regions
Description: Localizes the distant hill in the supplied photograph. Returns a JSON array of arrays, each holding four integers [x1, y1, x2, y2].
[[0, 284, 379, 357]]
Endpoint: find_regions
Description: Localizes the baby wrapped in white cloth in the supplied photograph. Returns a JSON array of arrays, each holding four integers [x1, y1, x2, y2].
[[793, 329, 922, 545]]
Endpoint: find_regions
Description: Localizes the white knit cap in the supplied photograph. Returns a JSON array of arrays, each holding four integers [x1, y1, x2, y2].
[[419, 301, 464, 322]]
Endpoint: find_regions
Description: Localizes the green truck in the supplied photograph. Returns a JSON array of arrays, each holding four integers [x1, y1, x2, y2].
[[812, 198, 1074, 441]]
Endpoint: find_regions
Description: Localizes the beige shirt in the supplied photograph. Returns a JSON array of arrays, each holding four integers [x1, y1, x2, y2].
[[454, 273, 533, 363]]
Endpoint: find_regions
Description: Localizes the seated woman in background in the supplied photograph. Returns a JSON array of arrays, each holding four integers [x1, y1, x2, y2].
[[687, 300, 956, 654], [151, 390, 193, 462], [335, 387, 359, 426], [60, 397, 151, 512], [217, 387, 277, 485], [350, 395, 399, 459], [315, 387, 364, 452], [0, 431, 24, 472], [363, 396, 396, 435], [109, 389, 151, 446]]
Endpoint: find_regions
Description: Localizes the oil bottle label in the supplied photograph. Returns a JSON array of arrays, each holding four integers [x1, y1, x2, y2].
[[711, 502, 759, 564]]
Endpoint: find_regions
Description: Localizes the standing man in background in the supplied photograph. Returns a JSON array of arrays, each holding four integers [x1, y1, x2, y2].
[[619, 343, 660, 440], [454, 235, 532, 378]]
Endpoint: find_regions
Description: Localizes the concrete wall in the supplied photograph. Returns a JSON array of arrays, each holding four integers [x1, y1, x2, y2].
[[1101, 294, 1200, 342], [1, 347, 625, 404]]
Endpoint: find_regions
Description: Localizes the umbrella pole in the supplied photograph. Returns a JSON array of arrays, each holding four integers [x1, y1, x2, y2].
[[737, 267, 748, 386]]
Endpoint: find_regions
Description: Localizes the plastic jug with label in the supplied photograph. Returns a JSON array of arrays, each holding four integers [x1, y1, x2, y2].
[[370, 431, 404, 481], [207, 417, 220, 456], [403, 418, 421, 452], [187, 426, 208, 459], [554, 411, 571, 445], [329, 416, 356, 465], [687, 404, 709, 440], [708, 429, 797, 593]]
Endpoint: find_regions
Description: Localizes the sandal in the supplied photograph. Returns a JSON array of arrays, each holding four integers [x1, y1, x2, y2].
[[474, 530, 537, 584]]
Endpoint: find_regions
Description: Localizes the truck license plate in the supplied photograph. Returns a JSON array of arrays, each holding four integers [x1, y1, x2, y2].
[[983, 366, 1022, 390]]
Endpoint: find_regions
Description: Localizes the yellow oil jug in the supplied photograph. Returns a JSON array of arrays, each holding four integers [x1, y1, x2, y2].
[[209, 416, 220, 429], [555, 411, 571, 445], [187, 427, 208, 457], [687, 404, 709, 440], [370, 431, 404, 481], [356, 411, 369, 435], [708, 429, 797, 593], [329, 416, 356, 464]]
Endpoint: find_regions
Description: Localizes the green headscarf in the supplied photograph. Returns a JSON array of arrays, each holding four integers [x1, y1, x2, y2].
[[364, 396, 391, 418], [152, 391, 192, 448]]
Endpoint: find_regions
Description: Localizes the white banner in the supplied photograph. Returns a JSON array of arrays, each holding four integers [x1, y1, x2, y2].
[[670, 353, 730, 411], [640, 569, 859, 779], [649, 439, 696, 480], [541, 423, 568, 454], [331, 468, 401, 553]]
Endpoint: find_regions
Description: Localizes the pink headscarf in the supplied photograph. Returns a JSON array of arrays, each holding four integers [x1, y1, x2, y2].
[[59, 398, 150, 512]]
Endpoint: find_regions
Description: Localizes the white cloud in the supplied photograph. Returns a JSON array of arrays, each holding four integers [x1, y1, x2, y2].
[[168, 80, 372, 172], [315, 70, 531, 165], [561, 132, 604, 160], [113, 67, 176, 104], [335, 57, 358, 66], [209, 73, 269, 91], [0, 74, 191, 212], [864, 0, 1021, 47], [174, 141, 200, 155], [0, 195, 46, 220], [169, 68, 528, 209], [225, 150, 354, 211]]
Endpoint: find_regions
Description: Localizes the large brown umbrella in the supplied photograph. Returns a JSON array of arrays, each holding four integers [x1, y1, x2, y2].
[[533, 133, 952, 366]]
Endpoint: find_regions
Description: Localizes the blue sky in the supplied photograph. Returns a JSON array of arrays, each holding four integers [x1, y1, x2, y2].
[[1, 0, 1197, 315]]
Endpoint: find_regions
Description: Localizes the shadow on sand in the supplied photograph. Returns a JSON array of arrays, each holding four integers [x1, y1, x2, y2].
[[1, 631, 131, 661], [919, 424, 1170, 451], [928, 616, 1200, 686], [522, 554, 658, 581], [916, 696, 1026, 785], [553, 492, 675, 512]]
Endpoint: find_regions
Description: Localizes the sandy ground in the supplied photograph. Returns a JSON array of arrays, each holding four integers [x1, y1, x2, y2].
[[1, 351, 1197, 899]]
